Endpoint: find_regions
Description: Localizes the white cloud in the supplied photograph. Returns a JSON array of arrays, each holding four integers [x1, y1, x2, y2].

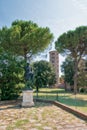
[[72, 0, 87, 13]]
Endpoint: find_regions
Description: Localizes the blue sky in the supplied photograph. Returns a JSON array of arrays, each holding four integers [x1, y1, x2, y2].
[[0, 0, 87, 75]]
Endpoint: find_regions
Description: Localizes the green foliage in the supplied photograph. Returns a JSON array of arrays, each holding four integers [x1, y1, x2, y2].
[[33, 60, 56, 91], [61, 56, 74, 86], [0, 51, 24, 100], [78, 59, 87, 87], [61, 57, 87, 90], [0, 20, 53, 59], [55, 26, 87, 56], [0, 20, 53, 100], [55, 26, 87, 94], [79, 87, 87, 93]]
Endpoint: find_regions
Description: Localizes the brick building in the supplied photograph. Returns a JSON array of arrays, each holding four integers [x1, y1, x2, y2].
[[49, 50, 59, 85]]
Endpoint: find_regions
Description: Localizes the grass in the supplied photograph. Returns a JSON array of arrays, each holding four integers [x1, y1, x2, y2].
[[33, 88, 87, 114], [7, 119, 29, 130], [15, 119, 29, 127]]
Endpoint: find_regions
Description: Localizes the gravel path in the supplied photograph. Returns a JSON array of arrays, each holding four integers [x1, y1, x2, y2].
[[0, 101, 87, 130]]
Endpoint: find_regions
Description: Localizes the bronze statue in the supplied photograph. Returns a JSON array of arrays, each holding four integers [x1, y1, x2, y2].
[[24, 52, 34, 90]]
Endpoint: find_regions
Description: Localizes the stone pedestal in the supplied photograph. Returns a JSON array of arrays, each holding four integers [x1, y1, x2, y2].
[[22, 90, 34, 107]]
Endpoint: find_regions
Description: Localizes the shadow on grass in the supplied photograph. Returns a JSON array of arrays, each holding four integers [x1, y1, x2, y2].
[[58, 96, 87, 107], [34, 92, 87, 108], [0, 91, 87, 111], [0, 100, 52, 111]]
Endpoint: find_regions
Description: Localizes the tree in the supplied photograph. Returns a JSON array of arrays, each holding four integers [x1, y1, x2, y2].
[[32, 60, 56, 92], [78, 59, 87, 89], [55, 26, 87, 94], [61, 57, 87, 91], [0, 20, 53, 97], [0, 20, 53, 60], [0, 50, 24, 100], [61, 56, 74, 90]]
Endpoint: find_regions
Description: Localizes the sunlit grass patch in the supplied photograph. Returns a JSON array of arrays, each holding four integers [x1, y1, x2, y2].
[[34, 88, 87, 114], [15, 119, 29, 127], [7, 119, 29, 130]]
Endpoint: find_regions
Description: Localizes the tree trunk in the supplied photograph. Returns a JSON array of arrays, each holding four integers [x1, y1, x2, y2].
[[74, 59, 78, 94], [64, 81, 67, 91], [36, 85, 39, 92], [24, 47, 27, 60], [36, 86, 39, 98]]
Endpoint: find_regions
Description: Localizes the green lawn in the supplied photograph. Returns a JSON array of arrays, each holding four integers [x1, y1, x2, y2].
[[33, 88, 87, 114]]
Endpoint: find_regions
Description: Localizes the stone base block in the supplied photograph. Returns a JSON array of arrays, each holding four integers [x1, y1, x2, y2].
[[22, 101, 34, 107], [22, 90, 34, 107]]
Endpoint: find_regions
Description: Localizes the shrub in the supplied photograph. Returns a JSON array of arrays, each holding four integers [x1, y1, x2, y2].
[[0, 51, 24, 100], [79, 87, 85, 93]]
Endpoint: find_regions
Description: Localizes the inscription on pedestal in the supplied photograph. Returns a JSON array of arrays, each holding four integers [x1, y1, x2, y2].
[[22, 90, 34, 107]]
